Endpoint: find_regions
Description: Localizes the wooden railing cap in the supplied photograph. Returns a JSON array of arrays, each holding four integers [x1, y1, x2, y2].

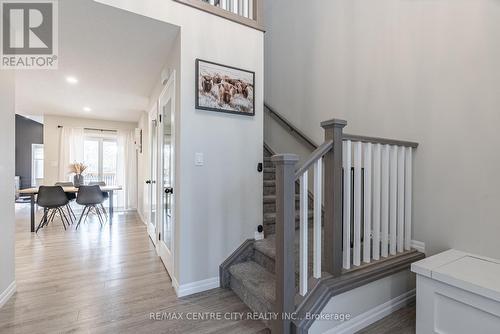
[[321, 119, 348, 129], [271, 154, 299, 164]]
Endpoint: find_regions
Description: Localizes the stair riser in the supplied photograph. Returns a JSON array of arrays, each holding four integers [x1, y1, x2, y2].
[[263, 160, 274, 168], [264, 201, 302, 213], [264, 171, 275, 181], [253, 249, 275, 274], [263, 186, 276, 196], [263, 216, 314, 235]]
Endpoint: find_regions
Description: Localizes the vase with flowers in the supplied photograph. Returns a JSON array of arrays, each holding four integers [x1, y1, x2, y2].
[[69, 162, 88, 187]]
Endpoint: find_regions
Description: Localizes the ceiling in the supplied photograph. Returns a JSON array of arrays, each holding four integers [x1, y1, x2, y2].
[[15, 0, 179, 123]]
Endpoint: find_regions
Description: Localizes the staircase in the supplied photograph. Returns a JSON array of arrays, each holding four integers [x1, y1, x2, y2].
[[262, 147, 314, 236], [222, 146, 324, 327], [220, 116, 425, 333]]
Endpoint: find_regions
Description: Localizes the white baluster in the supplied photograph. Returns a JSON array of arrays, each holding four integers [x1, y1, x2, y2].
[[239, 0, 244, 16], [353, 142, 362, 266], [242, 0, 249, 18], [313, 159, 322, 279], [299, 171, 308, 296], [221, 0, 227, 10], [232, 0, 238, 14], [404, 147, 413, 251], [343, 141, 352, 269], [363, 143, 372, 263], [397, 146, 405, 253], [389, 145, 397, 255], [372, 144, 381, 260], [209, 0, 215, 6], [248, 0, 254, 19], [381, 145, 389, 258]]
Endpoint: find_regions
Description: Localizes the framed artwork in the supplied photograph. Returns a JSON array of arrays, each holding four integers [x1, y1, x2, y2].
[[196, 59, 255, 116]]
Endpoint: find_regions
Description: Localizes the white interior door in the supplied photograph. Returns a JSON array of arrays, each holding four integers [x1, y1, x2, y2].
[[158, 73, 175, 276], [147, 107, 159, 245]]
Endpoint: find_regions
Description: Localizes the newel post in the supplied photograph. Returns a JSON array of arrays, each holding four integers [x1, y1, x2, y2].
[[321, 119, 347, 277], [271, 153, 299, 334]]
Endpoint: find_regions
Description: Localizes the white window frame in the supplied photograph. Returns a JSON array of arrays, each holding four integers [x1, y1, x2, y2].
[[84, 134, 118, 184]]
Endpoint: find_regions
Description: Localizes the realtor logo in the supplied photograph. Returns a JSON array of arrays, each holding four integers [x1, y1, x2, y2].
[[1, 0, 58, 69]]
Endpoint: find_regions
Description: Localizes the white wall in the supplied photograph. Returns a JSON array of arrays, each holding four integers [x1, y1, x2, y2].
[[0, 72, 16, 306], [43, 115, 138, 186], [264, 0, 500, 259], [97, 0, 264, 289]]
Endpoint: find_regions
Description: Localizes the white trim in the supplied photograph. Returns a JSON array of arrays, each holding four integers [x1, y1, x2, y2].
[[137, 209, 147, 225], [326, 289, 416, 334], [411, 240, 426, 253], [173, 277, 220, 298], [0, 281, 16, 309]]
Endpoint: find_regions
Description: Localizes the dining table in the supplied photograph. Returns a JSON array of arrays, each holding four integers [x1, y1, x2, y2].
[[18, 185, 123, 232]]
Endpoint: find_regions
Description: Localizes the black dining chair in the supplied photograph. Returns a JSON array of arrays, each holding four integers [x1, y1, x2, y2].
[[76, 185, 106, 229], [55, 182, 77, 223], [36, 186, 71, 233], [88, 181, 108, 219]]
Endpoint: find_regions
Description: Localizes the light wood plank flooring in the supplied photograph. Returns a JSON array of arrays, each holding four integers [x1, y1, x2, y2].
[[0, 204, 268, 334], [357, 302, 416, 334]]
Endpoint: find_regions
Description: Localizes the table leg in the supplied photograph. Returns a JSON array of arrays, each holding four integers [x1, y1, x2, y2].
[[109, 190, 114, 224], [30, 194, 35, 232]]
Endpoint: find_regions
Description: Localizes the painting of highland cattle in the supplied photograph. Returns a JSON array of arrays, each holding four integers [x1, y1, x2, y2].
[[196, 59, 255, 116]]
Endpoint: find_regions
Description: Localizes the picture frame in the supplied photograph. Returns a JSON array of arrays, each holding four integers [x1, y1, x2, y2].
[[195, 59, 255, 116]]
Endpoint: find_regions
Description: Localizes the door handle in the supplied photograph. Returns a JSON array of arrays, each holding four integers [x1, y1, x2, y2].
[[145, 180, 151, 184], [165, 187, 174, 195]]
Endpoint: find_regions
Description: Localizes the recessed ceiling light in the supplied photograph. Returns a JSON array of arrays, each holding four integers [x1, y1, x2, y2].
[[66, 76, 78, 84], [83, 107, 92, 112]]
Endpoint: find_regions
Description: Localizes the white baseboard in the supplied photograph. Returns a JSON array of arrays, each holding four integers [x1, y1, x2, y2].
[[327, 289, 416, 334], [174, 277, 220, 298], [137, 210, 147, 225], [411, 240, 426, 253], [0, 281, 16, 309]]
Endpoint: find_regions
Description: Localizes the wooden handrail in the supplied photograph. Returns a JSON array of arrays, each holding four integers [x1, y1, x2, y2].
[[264, 103, 419, 149], [265, 103, 319, 151], [294, 140, 332, 179], [173, 0, 265, 31], [343, 134, 418, 148]]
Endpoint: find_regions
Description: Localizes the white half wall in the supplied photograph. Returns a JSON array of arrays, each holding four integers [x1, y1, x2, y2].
[[96, 0, 264, 289], [309, 270, 416, 334], [0, 72, 16, 307], [264, 0, 500, 259]]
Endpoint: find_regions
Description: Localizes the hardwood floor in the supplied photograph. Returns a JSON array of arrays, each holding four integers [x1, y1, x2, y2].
[[357, 302, 416, 334], [0, 204, 268, 334]]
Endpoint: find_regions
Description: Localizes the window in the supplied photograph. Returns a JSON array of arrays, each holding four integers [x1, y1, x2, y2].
[[31, 144, 44, 186], [84, 136, 118, 185]]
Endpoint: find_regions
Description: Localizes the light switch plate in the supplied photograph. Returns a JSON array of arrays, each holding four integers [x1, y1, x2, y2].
[[195, 153, 204, 166]]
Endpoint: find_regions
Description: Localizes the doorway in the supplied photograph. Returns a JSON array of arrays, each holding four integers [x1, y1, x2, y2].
[[158, 72, 175, 275], [146, 72, 176, 277]]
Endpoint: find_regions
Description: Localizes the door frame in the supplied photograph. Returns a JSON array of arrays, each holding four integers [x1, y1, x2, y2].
[[156, 71, 176, 277]]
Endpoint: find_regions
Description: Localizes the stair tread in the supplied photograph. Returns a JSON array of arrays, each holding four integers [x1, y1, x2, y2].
[[263, 194, 300, 203], [256, 227, 322, 261], [263, 211, 313, 220], [229, 261, 275, 306]]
